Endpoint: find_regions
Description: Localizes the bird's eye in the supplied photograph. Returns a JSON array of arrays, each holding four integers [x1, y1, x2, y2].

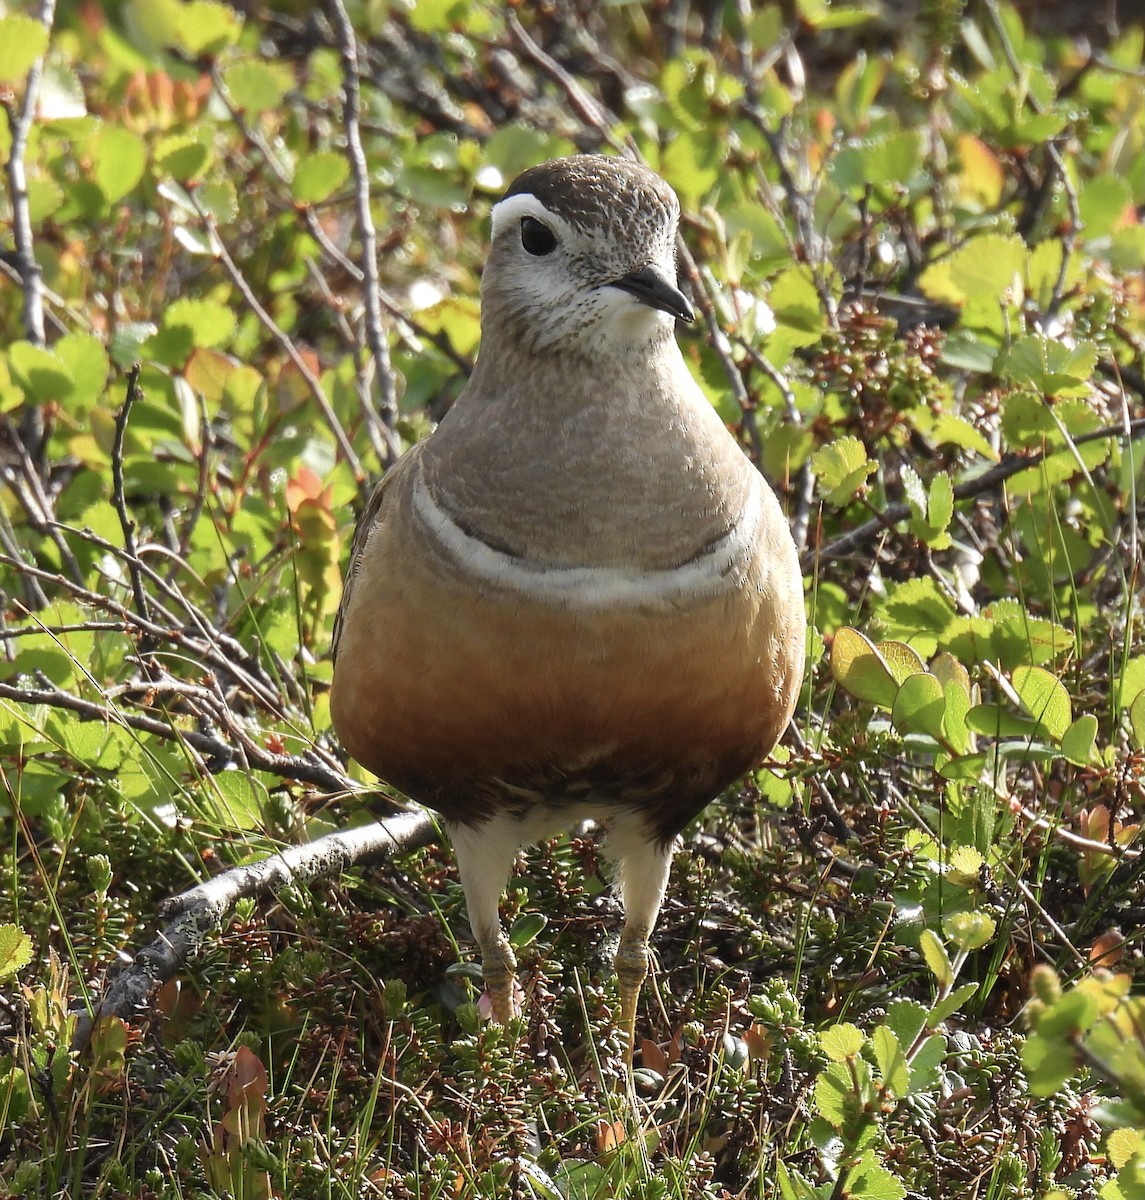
[[520, 216, 557, 256]]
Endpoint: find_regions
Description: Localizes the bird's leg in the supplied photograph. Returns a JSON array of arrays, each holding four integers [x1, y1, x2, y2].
[[614, 923, 651, 1068], [449, 817, 522, 1024], [609, 819, 674, 1068]]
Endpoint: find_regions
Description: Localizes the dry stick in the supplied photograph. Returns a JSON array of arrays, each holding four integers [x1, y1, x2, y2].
[[71, 810, 436, 1048], [0, 676, 347, 793], [983, 0, 1080, 312], [326, 0, 402, 470], [189, 194, 364, 481], [1, 555, 345, 780], [111, 366, 152, 627], [505, 12, 625, 152], [740, 103, 837, 326], [0, 418, 85, 586], [2, 0, 55, 347], [810, 416, 1145, 567], [34, 527, 300, 721], [301, 214, 474, 376]]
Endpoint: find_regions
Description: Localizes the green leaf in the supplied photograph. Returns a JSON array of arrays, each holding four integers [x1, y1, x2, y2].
[[919, 928, 953, 988], [830, 627, 899, 709], [1129, 691, 1145, 752], [0, 16, 49, 83], [1012, 665, 1072, 741], [1078, 173, 1133, 241], [965, 704, 1039, 738], [884, 999, 928, 1050], [1061, 714, 1098, 765], [163, 298, 237, 350], [831, 131, 924, 194], [928, 472, 954, 533], [877, 641, 926, 685], [813, 1060, 863, 1127], [0, 924, 34, 980], [907, 1032, 947, 1093], [94, 125, 147, 205], [210, 771, 269, 831], [820, 1022, 865, 1062], [176, 0, 242, 55], [292, 152, 350, 205], [811, 436, 876, 505], [407, 0, 469, 33], [918, 232, 1027, 308], [222, 58, 294, 113], [942, 910, 996, 952], [508, 912, 548, 949], [109, 321, 158, 369], [55, 333, 109, 413], [891, 672, 947, 742], [843, 1149, 907, 1200], [1022, 1026, 1080, 1096], [154, 133, 211, 182], [871, 1025, 909, 1099], [878, 578, 958, 649], [929, 981, 980, 1025], [8, 342, 73, 403], [768, 267, 825, 337], [1000, 335, 1098, 396]]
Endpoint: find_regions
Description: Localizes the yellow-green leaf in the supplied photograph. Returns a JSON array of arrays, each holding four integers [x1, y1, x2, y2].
[[292, 152, 350, 205], [820, 1022, 865, 1062], [811, 435, 876, 505], [0, 924, 33, 980], [1012, 665, 1071, 742], [919, 928, 953, 988], [0, 16, 49, 83], [830, 627, 900, 709]]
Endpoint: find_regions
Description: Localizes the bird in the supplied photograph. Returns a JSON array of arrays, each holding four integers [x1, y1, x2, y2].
[[330, 154, 806, 1062]]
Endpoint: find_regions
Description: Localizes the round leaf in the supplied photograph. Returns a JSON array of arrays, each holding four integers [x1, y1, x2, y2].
[[292, 152, 350, 205], [830, 627, 900, 709], [891, 672, 946, 742], [1012, 665, 1071, 742], [0, 15, 49, 84]]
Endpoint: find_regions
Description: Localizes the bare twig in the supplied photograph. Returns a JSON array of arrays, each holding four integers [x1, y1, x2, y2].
[[71, 809, 437, 1047], [505, 12, 623, 150], [2, 0, 56, 348], [326, 0, 402, 471], [0, 417, 85, 586], [111, 367, 152, 627], [188, 193, 364, 480], [0, 675, 347, 792]]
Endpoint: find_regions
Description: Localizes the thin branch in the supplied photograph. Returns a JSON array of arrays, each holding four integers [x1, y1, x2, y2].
[[505, 12, 624, 150], [111, 367, 153, 627], [0, 416, 85, 586], [1018, 804, 1141, 862], [326, 0, 402, 470], [811, 416, 1145, 566], [71, 810, 437, 1048], [2, 0, 56, 347], [0, 675, 349, 793], [188, 193, 364, 481]]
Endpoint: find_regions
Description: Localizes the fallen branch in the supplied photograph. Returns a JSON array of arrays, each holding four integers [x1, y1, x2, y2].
[[73, 809, 437, 1048]]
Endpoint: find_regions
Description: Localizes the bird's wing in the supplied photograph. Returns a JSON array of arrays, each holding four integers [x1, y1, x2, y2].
[[331, 465, 399, 664]]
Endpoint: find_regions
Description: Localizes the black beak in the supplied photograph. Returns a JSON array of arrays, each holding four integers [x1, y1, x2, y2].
[[608, 265, 694, 322]]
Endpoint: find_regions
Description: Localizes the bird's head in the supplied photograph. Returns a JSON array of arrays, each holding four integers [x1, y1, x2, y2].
[[480, 155, 694, 360]]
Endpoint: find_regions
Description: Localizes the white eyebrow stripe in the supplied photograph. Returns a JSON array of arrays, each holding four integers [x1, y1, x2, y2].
[[410, 472, 763, 609], [490, 194, 574, 242]]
